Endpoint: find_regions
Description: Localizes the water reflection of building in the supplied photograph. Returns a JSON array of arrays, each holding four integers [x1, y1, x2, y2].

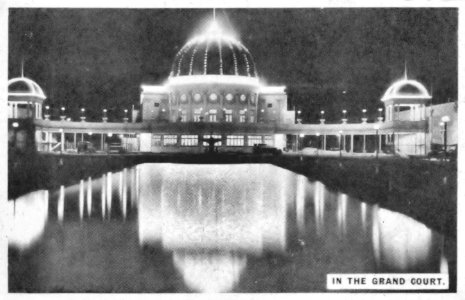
[[137, 164, 296, 292], [371, 205, 443, 272], [7, 14, 457, 156], [8, 164, 449, 291], [8, 190, 49, 251]]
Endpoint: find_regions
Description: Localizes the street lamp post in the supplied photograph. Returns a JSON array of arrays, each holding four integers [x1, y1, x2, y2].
[[316, 132, 320, 157], [299, 133, 304, 152], [374, 124, 380, 160], [441, 115, 450, 159], [338, 130, 343, 158]]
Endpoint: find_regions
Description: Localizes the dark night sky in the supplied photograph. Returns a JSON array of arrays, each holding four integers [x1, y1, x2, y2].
[[8, 8, 457, 122]]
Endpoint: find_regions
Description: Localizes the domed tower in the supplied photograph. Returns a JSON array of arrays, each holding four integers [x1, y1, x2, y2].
[[140, 19, 293, 125], [381, 72, 431, 122], [381, 71, 432, 155], [8, 76, 46, 120]]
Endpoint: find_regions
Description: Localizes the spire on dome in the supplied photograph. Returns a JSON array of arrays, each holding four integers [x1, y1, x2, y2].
[[404, 61, 408, 80], [206, 19, 221, 35], [21, 58, 24, 78]]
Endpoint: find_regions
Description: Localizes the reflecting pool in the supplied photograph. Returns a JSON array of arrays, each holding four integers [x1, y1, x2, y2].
[[8, 163, 448, 292]]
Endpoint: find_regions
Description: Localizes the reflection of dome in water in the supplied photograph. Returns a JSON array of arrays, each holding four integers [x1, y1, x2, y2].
[[173, 251, 246, 293], [170, 20, 257, 78], [381, 77, 431, 102], [8, 77, 46, 99]]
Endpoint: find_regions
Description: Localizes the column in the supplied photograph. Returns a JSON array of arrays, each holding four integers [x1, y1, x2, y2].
[[393, 132, 396, 154], [74, 133, 77, 149], [46, 131, 50, 152], [101, 134, 105, 151], [323, 134, 327, 150], [350, 134, 354, 153], [14, 103, 18, 118], [61, 131, 65, 152]]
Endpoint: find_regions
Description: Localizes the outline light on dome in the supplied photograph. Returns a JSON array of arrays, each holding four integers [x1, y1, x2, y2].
[[381, 78, 432, 102], [167, 75, 260, 87], [189, 19, 237, 44], [171, 17, 257, 78], [259, 86, 286, 94], [140, 85, 168, 94], [8, 77, 46, 100]]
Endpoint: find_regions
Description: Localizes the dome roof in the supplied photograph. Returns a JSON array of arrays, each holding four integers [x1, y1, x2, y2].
[[381, 77, 431, 102], [170, 21, 258, 78], [8, 77, 46, 100]]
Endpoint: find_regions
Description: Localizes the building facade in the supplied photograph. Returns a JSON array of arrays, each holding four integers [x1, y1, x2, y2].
[[7, 17, 457, 157]]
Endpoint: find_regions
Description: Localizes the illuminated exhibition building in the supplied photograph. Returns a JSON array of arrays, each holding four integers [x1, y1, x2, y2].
[[7, 18, 457, 156]]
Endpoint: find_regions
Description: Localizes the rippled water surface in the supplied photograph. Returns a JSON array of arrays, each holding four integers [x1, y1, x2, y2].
[[8, 163, 448, 292]]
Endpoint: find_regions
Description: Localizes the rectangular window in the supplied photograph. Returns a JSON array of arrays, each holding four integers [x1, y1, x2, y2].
[[249, 115, 255, 123], [209, 114, 217, 122], [163, 135, 177, 146], [264, 136, 273, 145], [227, 135, 244, 146], [224, 109, 233, 122], [151, 134, 162, 146], [267, 103, 272, 108], [194, 108, 202, 122], [248, 136, 262, 146], [180, 111, 187, 122], [203, 135, 222, 146], [181, 135, 198, 146], [239, 110, 246, 123], [154, 102, 160, 107]]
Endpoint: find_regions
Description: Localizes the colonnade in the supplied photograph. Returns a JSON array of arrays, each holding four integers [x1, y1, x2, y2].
[[37, 130, 137, 153], [8, 101, 43, 119], [296, 132, 386, 154], [385, 104, 426, 122]]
